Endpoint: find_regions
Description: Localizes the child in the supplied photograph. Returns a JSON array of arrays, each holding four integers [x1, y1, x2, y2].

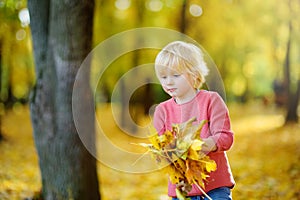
[[153, 41, 235, 200]]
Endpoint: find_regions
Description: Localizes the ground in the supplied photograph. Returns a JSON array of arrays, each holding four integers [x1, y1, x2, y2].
[[0, 102, 299, 200]]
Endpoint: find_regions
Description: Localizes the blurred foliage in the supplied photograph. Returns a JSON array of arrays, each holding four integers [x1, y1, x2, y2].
[[0, 0, 299, 107], [93, 0, 300, 103], [0, 105, 40, 199], [0, 0, 34, 109], [0, 103, 300, 199]]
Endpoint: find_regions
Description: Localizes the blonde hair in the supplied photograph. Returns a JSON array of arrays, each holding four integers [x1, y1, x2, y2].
[[155, 41, 209, 89]]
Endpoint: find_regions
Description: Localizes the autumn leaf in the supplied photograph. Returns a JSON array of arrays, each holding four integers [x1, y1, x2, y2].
[[165, 164, 185, 184], [175, 187, 192, 200], [186, 159, 203, 187], [187, 139, 205, 160], [191, 139, 204, 151], [200, 156, 217, 173], [136, 117, 215, 199], [149, 130, 174, 149], [174, 118, 207, 158]]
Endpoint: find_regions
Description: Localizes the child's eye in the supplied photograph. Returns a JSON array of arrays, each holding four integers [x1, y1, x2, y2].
[[173, 74, 181, 77], [161, 76, 167, 79]]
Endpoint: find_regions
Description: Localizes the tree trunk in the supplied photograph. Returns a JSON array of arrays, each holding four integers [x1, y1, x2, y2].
[[28, 0, 100, 199], [284, 3, 298, 124], [179, 0, 188, 34], [285, 80, 300, 123], [0, 40, 3, 140]]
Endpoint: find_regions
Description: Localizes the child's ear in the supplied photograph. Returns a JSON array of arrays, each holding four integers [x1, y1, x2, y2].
[[193, 76, 203, 89]]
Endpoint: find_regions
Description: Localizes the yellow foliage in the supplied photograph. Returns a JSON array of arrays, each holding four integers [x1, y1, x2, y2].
[[191, 139, 204, 151], [164, 164, 185, 184], [188, 139, 205, 160], [149, 130, 173, 149], [137, 118, 216, 198], [1, 103, 300, 200]]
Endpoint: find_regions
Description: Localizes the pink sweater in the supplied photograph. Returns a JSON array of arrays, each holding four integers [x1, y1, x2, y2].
[[153, 90, 235, 197]]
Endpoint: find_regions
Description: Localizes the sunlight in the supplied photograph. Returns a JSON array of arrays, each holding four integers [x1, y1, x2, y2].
[[231, 76, 247, 96], [16, 29, 26, 41], [232, 114, 285, 135], [115, 0, 131, 10], [18, 8, 30, 27], [145, 0, 163, 12], [189, 4, 203, 17]]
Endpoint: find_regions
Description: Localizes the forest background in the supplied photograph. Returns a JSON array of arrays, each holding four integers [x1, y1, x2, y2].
[[0, 0, 300, 199]]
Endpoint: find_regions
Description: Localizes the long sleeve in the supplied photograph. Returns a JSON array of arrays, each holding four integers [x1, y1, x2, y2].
[[153, 104, 166, 135], [208, 92, 234, 152]]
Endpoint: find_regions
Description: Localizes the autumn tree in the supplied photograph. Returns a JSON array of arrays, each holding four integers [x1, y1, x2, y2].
[[28, 0, 100, 199], [0, 40, 2, 140], [283, 0, 300, 123]]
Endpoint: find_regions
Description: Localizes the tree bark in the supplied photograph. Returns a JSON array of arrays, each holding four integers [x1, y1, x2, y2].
[[0, 40, 2, 140], [285, 80, 300, 123], [284, 2, 299, 124], [179, 0, 188, 34], [28, 0, 100, 199]]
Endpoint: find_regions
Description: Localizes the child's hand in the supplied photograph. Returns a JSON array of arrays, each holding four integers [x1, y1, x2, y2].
[[201, 137, 217, 152]]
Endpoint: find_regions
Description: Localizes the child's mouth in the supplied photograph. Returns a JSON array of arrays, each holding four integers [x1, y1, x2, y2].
[[167, 88, 176, 93]]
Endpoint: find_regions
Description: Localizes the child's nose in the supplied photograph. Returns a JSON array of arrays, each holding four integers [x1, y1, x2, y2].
[[166, 77, 174, 85]]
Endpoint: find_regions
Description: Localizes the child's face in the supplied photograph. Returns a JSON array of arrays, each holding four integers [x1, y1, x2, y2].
[[155, 65, 196, 104]]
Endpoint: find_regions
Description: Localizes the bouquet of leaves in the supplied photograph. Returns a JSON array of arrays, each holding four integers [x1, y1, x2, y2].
[[137, 117, 217, 200]]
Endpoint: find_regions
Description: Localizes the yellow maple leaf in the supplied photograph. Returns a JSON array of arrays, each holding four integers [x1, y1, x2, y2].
[[186, 159, 204, 186], [200, 157, 217, 173], [174, 118, 207, 152], [191, 139, 204, 151], [187, 139, 205, 160], [165, 164, 185, 184], [149, 130, 174, 149]]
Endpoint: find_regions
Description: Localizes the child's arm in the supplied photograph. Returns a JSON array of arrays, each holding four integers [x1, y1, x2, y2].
[[205, 92, 234, 152], [153, 104, 166, 135]]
